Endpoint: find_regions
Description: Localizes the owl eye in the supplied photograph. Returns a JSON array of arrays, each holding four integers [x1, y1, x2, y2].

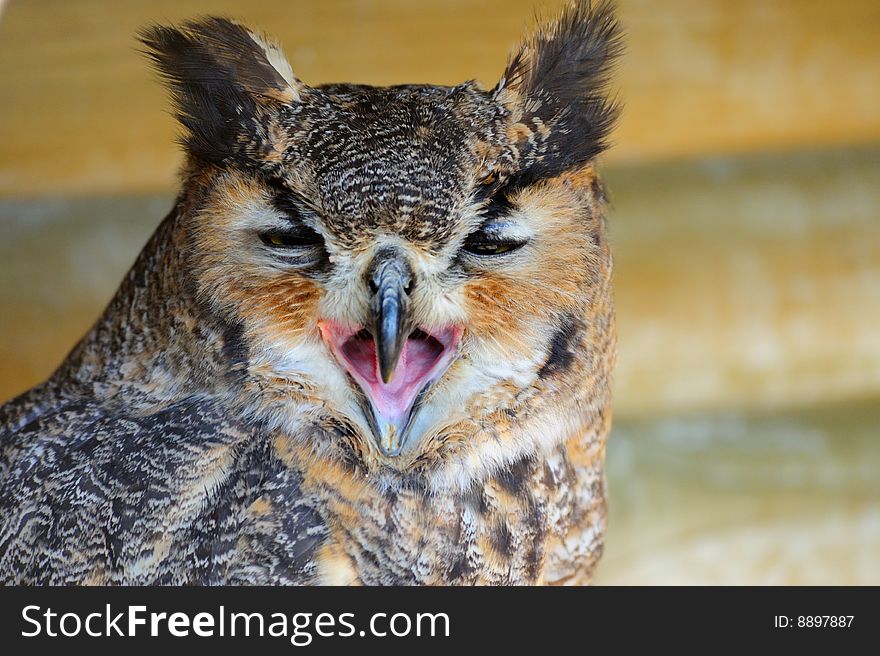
[[259, 226, 324, 250], [462, 232, 527, 257]]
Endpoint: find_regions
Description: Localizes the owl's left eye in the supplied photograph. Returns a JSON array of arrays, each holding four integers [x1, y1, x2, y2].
[[462, 236, 526, 256], [462, 223, 528, 257]]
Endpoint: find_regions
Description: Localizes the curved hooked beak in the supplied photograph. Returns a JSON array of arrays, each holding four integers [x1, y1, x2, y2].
[[319, 249, 462, 457], [369, 252, 412, 384]]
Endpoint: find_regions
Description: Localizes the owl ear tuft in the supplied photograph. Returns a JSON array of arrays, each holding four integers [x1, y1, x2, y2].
[[140, 17, 302, 165], [495, 0, 623, 181]]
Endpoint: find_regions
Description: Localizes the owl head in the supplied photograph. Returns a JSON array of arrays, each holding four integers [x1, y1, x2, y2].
[[140, 1, 621, 487]]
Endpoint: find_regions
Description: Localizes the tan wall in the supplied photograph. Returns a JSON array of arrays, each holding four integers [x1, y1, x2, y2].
[[1, 0, 879, 196]]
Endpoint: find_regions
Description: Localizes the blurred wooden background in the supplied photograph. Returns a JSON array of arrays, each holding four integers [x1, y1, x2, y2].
[[2, 0, 879, 195], [1, 0, 878, 584]]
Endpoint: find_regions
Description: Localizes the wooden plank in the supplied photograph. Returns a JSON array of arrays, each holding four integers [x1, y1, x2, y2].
[[595, 401, 880, 584], [608, 146, 880, 416], [1, 0, 879, 196]]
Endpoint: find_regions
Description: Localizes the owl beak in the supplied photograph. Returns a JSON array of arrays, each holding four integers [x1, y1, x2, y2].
[[319, 320, 462, 458], [368, 249, 413, 384], [318, 249, 463, 457]]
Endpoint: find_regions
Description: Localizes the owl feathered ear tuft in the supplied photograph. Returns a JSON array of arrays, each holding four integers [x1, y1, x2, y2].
[[139, 17, 301, 165], [495, 0, 623, 181]]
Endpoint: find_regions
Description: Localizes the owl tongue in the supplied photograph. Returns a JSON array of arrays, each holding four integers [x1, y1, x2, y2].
[[320, 322, 461, 453]]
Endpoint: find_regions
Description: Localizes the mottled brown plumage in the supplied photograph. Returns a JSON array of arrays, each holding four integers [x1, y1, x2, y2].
[[0, 1, 620, 585]]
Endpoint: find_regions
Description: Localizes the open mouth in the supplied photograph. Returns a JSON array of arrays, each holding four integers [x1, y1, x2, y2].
[[319, 321, 462, 456]]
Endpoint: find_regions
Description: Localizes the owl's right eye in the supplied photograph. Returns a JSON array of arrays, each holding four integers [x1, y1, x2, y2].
[[258, 224, 328, 270], [259, 226, 324, 250], [262, 179, 327, 258]]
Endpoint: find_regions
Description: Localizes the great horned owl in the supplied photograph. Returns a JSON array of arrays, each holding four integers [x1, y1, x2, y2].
[[0, 1, 620, 585]]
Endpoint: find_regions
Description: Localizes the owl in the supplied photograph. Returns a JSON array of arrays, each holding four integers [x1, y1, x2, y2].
[[0, 0, 620, 585]]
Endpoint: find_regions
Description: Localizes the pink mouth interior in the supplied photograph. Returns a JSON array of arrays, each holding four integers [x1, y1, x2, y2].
[[320, 322, 461, 425]]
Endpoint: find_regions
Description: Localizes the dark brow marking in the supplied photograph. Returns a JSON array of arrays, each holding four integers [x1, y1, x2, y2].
[[262, 176, 327, 230]]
